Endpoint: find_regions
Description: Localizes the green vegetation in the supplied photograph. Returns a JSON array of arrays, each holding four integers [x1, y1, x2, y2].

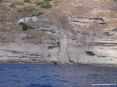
[[36, 0, 52, 8], [19, 22, 33, 31], [31, 12, 44, 16], [11, 0, 54, 8]]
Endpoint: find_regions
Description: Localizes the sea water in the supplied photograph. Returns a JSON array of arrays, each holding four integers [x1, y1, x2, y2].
[[0, 64, 117, 87]]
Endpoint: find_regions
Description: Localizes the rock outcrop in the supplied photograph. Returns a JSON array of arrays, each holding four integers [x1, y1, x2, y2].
[[0, 0, 117, 65]]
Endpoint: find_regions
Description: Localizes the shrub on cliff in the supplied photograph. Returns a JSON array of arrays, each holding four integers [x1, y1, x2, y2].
[[36, 0, 52, 8], [19, 22, 33, 31], [31, 12, 44, 17]]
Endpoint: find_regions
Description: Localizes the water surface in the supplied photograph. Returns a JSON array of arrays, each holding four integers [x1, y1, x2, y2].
[[0, 64, 117, 87]]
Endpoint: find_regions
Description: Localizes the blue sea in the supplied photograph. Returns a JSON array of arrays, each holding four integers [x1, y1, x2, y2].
[[0, 64, 117, 87]]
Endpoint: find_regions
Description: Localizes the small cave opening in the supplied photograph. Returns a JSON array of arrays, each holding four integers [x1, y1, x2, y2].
[[57, 42, 60, 47], [85, 51, 95, 56], [52, 61, 58, 65]]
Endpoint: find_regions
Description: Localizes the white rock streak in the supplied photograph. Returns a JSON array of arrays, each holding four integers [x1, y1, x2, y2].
[[18, 16, 38, 23]]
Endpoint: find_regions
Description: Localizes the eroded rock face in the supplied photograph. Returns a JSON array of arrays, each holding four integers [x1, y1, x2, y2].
[[0, 0, 117, 64]]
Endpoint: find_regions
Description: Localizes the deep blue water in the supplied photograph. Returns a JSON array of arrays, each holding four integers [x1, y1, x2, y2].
[[0, 64, 117, 87]]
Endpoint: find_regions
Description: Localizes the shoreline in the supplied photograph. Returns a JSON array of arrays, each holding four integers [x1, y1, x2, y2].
[[0, 60, 117, 68]]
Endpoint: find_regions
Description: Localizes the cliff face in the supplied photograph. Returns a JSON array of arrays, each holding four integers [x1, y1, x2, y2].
[[0, 0, 117, 64]]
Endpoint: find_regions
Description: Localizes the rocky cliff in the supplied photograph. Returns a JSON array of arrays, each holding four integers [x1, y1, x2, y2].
[[0, 0, 117, 65]]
